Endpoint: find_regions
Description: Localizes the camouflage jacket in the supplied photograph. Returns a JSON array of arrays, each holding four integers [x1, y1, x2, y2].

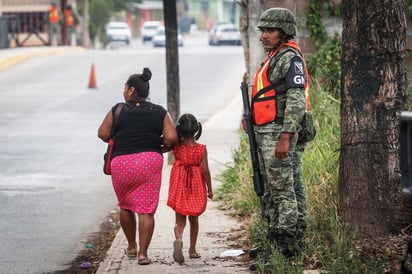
[[266, 45, 306, 134]]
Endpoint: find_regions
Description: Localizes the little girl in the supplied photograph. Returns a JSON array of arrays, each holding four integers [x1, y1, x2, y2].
[[167, 113, 213, 264]]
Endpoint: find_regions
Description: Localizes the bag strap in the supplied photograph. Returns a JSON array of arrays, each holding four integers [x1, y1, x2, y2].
[[110, 103, 125, 138]]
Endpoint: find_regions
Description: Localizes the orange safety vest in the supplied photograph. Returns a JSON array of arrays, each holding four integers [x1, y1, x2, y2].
[[64, 9, 75, 27], [48, 6, 61, 23], [252, 41, 310, 125]]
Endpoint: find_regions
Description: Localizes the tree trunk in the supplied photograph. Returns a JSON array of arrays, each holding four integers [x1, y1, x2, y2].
[[239, 0, 249, 82], [339, 0, 408, 236], [246, 0, 265, 84]]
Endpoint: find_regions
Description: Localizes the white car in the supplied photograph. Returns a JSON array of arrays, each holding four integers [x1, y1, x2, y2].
[[106, 22, 132, 45], [141, 21, 162, 42], [208, 23, 241, 46], [152, 26, 183, 47]]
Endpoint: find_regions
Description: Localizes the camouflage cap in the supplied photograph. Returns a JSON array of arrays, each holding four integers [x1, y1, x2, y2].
[[256, 8, 297, 36]]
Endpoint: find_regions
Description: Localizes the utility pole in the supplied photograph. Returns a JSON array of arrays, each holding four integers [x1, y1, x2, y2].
[[163, 0, 180, 164], [163, 0, 180, 123]]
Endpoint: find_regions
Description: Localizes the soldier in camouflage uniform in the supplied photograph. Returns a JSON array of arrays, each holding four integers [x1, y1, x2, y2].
[[46, 1, 63, 46], [64, 4, 80, 46], [243, 8, 308, 267]]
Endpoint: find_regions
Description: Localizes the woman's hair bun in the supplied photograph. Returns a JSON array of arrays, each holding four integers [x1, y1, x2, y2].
[[141, 67, 152, 81]]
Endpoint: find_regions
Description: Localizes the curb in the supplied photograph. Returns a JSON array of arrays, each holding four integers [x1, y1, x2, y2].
[[96, 229, 126, 274], [0, 46, 84, 71]]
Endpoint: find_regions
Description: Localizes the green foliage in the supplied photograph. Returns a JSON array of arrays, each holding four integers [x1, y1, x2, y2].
[[76, 0, 141, 46], [306, 0, 342, 99], [306, 1, 327, 48], [306, 0, 341, 48], [111, 0, 142, 12], [409, 85, 412, 109], [307, 34, 342, 105], [405, 0, 412, 21], [76, 0, 141, 13], [215, 133, 260, 215], [89, 0, 111, 45]]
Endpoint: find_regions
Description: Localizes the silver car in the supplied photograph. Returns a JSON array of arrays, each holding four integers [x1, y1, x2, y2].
[[141, 21, 162, 43], [106, 22, 132, 45], [152, 26, 184, 47], [208, 23, 241, 46]]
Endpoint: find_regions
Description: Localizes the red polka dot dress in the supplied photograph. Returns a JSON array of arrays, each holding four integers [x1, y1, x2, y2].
[[111, 152, 163, 214], [167, 143, 207, 216]]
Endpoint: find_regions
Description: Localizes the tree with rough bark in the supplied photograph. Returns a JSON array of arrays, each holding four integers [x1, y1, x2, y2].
[[339, 0, 409, 236]]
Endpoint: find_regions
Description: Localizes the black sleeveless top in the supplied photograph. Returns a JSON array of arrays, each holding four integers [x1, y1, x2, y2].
[[112, 101, 167, 157]]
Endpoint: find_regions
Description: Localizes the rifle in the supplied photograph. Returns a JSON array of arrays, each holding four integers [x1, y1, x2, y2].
[[240, 82, 264, 196]]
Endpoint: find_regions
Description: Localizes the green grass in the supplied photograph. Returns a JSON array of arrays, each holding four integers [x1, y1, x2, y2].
[[216, 81, 392, 273]]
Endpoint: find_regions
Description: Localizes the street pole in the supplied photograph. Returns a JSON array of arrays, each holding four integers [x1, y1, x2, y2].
[[163, 0, 180, 164]]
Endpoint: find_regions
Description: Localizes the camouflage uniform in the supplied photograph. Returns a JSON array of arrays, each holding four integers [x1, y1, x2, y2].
[[47, 2, 62, 46], [253, 8, 307, 256], [293, 141, 307, 250], [64, 4, 80, 46]]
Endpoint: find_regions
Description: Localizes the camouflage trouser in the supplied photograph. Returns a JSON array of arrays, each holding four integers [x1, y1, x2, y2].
[[48, 23, 61, 45], [292, 141, 307, 250], [255, 123, 298, 248], [67, 26, 76, 46]]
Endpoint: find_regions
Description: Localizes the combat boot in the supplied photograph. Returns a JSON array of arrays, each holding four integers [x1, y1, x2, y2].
[[248, 246, 262, 258], [279, 244, 295, 261], [277, 234, 296, 261]]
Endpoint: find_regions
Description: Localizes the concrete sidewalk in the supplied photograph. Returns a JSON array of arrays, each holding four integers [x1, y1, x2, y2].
[[96, 93, 249, 274]]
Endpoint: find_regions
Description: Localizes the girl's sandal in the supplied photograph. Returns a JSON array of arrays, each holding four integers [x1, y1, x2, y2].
[[189, 252, 201, 259], [173, 239, 185, 264]]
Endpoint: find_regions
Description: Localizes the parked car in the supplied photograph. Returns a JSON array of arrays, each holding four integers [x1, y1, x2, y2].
[[208, 23, 241, 46], [106, 22, 132, 45], [152, 26, 184, 47], [141, 21, 162, 42]]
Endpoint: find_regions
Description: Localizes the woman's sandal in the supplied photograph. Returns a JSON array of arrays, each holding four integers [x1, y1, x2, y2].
[[138, 257, 152, 265], [124, 249, 137, 260]]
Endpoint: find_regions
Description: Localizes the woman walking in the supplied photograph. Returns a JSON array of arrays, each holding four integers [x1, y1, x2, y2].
[[98, 68, 177, 265]]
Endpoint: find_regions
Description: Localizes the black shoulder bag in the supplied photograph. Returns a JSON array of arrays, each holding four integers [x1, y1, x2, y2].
[[103, 103, 124, 175]]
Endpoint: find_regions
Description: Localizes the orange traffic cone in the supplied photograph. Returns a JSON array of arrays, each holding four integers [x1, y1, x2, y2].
[[88, 63, 97, 89]]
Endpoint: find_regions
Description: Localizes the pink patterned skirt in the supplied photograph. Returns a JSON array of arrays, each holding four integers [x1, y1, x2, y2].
[[111, 152, 163, 214]]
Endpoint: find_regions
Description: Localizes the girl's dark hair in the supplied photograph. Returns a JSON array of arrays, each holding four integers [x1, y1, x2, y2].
[[126, 67, 152, 99], [176, 113, 202, 142]]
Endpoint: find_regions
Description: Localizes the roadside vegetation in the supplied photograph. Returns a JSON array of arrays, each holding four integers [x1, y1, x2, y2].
[[216, 20, 412, 271], [215, 78, 412, 272]]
